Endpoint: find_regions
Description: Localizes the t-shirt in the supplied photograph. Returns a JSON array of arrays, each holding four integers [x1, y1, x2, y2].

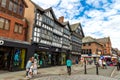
[[66, 59, 72, 67], [26, 61, 32, 69]]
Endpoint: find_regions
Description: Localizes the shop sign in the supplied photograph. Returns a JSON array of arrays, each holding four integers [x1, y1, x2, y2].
[[0, 40, 4, 45]]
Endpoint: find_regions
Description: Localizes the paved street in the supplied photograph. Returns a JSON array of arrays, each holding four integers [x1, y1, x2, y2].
[[33, 66, 118, 80], [33, 75, 118, 80], [112, 67, 120, 80], [0, 64, 95, 80], [78, 66, 115, 77], [0, 64, 120, 80]]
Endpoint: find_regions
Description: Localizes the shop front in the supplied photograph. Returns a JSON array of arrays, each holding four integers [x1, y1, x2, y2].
[[61, 49, 70, 65], [50, 47, 62, 66], [32, 44, 52, 67], [61, 53, 66, 65], [71, 52, 81, 64], [0, 39, 31, 71], [32, 44, 70, 67]]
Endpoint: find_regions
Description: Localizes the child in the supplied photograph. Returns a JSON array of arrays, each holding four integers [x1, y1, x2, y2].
[[28, 64, 34, 78]]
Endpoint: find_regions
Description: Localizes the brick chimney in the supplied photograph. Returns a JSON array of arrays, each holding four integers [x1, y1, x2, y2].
[[58, 16, 64, 23]]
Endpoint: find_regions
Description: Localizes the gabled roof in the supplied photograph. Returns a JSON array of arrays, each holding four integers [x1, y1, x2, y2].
[[70, 22, 85, 37], [44, 7, 64, 26], [44, 7, 57, 20], [62, 21, 68, 25], [97, 37, 110, 44], [30, 0, 64, 27], [82, 36, 103, 46], [62, 21, 71, 31], [82, 36, 96, 43], [70, 23, 80, 31]]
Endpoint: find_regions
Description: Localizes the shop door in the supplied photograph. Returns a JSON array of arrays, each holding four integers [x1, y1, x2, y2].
[[0, 49, 12, 71]]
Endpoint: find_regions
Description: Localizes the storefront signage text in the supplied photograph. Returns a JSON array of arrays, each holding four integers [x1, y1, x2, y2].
[[0, 40, 4, 45]]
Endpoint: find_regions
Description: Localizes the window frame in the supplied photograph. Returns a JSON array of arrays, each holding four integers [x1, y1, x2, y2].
[[0, 0, 1, 6], [9, 0, 13, 11], [14, 23, 23, 34], [1, 0, 7, 8], [13, 2, 18, 13], [0, 17, 10, 30], [19, 4, 23, 16]]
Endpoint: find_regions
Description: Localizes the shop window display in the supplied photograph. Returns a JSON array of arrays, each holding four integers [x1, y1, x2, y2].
[[13, 49, 26, 69]]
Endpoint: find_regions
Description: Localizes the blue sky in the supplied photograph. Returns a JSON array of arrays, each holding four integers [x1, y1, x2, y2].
[[32, 0, 120, 50]]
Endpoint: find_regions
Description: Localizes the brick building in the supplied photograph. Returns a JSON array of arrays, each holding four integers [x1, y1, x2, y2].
[[82, 36, 104, 57], [97, 37, 112, 55], [82, 36, 112, 57], [0, 0, 31, 71]]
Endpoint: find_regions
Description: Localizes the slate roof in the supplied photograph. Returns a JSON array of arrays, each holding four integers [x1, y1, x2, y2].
[[62, 21, 68, 25], [82, 36, 96, 43], [82, 36, 111, 47], [70, 23, 80, 31], [96, 37, 110, 44], [30, 0, 64, 26]]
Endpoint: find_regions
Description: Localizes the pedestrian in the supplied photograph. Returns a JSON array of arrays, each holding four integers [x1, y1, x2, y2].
[[75, 59, 78, 64], [33, 56, 38, 75], [117, 57, 120, 70], [102, 60, 107, 69], [66, 57, 72, 75], [98, 58, 102, 68], [80, 57, 84, 67], [26, 57, 32, 78], [28, 63, 34, 78]]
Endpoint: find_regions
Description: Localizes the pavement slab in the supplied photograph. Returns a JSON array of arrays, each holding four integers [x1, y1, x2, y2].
[[33, 75, 118, 80]]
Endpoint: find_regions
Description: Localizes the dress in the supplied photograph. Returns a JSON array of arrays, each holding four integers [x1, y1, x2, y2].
[[33, 59, 38, 75], [99, 59, 102, 67]]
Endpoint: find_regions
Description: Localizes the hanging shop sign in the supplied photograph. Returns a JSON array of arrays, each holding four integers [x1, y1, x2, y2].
[[0, 40, 4, 45]]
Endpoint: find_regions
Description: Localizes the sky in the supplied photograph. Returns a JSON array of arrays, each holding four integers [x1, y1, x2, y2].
[[32, 0, 120, 50]]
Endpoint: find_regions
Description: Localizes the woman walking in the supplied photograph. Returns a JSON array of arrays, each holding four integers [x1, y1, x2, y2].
[[26, 58, 32, 78]]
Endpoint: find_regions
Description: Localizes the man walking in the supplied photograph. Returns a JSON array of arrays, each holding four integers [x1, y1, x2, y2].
[[66, 57, 72, 75]]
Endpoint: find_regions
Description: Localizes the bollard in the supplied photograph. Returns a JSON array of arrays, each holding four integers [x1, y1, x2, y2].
[[84, 60, 87, 74], [95, 62, 99, 75]]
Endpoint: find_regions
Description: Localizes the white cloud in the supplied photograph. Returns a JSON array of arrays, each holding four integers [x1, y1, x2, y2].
[[31, 0, 60, 9], [32, 0, 120, 50]]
